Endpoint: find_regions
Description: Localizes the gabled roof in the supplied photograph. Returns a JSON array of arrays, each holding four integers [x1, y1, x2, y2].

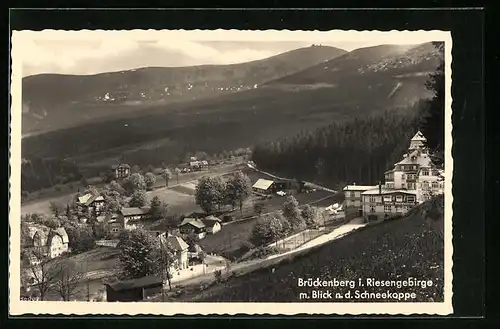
[[396, 150, 433, 167], [77, 193, 93, 205], [201, 216, 221, 227], [49, 227, 69, 244], [411, 131, 427, 142], [343, 185, 377, 191], [120, 207, 151, 217], [179, 218, 206, 229], [106, 275, 163, 291], [252, 179, 275, 190], [160, 235, 189, 251], [112, 164, 131, 170]]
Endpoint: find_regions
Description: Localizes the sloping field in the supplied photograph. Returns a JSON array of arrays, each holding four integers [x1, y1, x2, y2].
[[192, 195, 445, 302]]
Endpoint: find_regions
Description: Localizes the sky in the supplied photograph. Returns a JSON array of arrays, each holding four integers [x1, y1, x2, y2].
[[13, 30, 447, 77]]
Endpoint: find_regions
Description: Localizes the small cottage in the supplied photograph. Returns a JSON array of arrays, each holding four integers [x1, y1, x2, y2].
[[119, 207, 152, 231], [252, 179, 276, 194], [24, 224, 70, 262], [201, 215, 222, 234], [158, 233, 189, 271], [178, 218, 206, 239]]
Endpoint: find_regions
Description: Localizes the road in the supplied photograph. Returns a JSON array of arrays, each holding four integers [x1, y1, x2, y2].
[[173, 217, 366, 288]]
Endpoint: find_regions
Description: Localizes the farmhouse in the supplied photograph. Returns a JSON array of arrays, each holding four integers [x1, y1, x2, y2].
[[24, 224, 69, 262], [77, 193, 106, 218], [158, 233, 189, 271], [201, 215, 222, 234], [252, 179, 276, 194], [179, 218, 207, 239], [111, 164, 131, 180], [119, 207, 152, 231], [96, 213, 122, 238], [105, 275, 163, 302]]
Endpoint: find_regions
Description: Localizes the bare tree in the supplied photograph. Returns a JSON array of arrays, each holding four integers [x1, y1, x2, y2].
[[21, 247, 61, 301], [51, 259, 85, 301]]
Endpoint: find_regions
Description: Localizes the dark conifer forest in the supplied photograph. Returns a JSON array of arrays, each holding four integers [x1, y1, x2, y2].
[[251, 42, 445, 189]]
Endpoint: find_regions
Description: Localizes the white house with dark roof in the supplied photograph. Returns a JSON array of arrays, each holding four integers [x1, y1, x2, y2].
[[201, 215, 222, 234], [111, 164, 131, 180], [342, 184, 377, 216], [361, 185, 418, 222], [158, 233, 189, 271]]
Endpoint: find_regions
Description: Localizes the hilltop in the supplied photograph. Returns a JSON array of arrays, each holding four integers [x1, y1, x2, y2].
[[22, 45, 347, 135], [188, 195, 444, 302]]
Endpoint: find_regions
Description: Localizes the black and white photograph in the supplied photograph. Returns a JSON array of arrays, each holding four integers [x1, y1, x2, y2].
[[9, 29, 452, 315]]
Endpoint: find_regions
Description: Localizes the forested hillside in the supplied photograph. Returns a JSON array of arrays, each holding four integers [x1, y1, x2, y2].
[[251, 42, 445, 189], [252, 104, 425, 189]]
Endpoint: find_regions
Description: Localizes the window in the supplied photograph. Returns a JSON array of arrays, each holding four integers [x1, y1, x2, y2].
[[407, 196, 416, 203], [384, 205, 392, 212], [432, 182, 439, 188], [383, 196, 392, 202], [407, 183, 416, 190], [396, 195, 403, 202], [369, 196, 376, 203], [422, 169, 429, 176]]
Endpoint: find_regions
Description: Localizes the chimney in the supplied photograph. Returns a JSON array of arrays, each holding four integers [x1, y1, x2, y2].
[[379, 181, 382, 195]]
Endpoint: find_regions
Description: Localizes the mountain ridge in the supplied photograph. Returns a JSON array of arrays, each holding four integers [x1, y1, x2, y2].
[[22, 45, 348, 135]]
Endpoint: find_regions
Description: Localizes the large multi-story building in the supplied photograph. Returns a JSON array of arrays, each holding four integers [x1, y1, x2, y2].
[[356, 131, 445, 222], [343, 184, 377, 217]]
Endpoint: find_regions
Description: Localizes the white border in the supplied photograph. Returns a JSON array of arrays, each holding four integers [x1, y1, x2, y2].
[[9, 29, 453, 316]]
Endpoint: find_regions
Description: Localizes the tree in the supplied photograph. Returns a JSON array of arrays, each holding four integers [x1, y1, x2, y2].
[[301, 205, 320, 228], [131, 165, 142, 174], [253, 201, 266, 217], [225, 172, 252, 215], [195, 176, 226, 214], [174, 167, 181, 183], [185, 232, 200, 247], [250, 214, 283, 246], [129, 190, 147, 208], [122, 173, 146, 195], [150, 196, 168, 221], [51, 258, 85, 301], [65, 204, 75, 222], [421, 41, 445, 154], [282, 195, 305, 230], [161, 169, 172, 187], [64, 223, 95, 254], [101, 189, 125, 215], [144, 172, 156, 190], [108, 180, 126, 194], [49, 201, 65, 218], [21, 248, 62, 301]]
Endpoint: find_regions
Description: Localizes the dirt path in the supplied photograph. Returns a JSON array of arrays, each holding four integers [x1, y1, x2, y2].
[[173, 218, 365, 288]]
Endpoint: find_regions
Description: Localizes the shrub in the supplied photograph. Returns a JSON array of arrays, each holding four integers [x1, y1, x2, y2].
[[250, 246, 280, 260], [238, 240, 254, 254], [214, 269, 223, 283]]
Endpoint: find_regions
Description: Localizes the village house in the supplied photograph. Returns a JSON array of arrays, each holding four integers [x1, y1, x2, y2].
[[158, 233, 189, 272], [119, 207, 152, 231], [342, 184, 377, 217], [252, 178, 276, 194], [178, 218, 207, 239], [96, 213, 121, 238], [111, 164, 131, 180], [24, 224, 70, 263], [105, 275, 163, 302], [201, 215, 222, 234], [77, 193, 106, 218]]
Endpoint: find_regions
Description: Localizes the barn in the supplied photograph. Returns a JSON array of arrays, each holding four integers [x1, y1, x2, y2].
[[105, 275, 163, 302]]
